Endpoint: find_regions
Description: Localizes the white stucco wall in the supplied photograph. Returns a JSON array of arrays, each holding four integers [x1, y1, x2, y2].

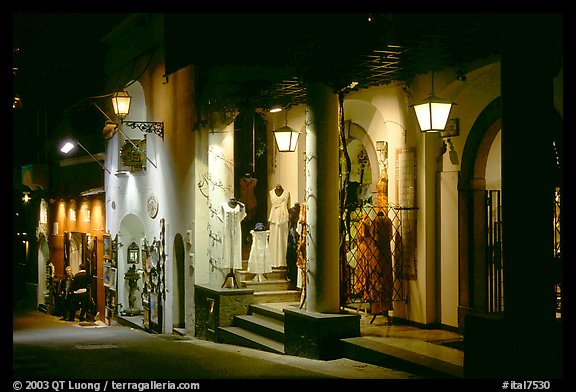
[[105, 61, 197, 334]]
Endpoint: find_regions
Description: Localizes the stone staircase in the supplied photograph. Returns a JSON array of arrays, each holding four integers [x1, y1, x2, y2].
[[218, 302, 289, 354], [218, 259, 302, 353], [236, 263, 302, 304]]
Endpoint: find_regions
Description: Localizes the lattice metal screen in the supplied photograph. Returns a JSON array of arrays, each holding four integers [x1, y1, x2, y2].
[[340, 204, 410, 313], [486, 190, 504, 313], [554, 186, 562, 318]]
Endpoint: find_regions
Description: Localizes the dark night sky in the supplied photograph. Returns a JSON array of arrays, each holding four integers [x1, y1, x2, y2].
[[12, 13, 131, 171]]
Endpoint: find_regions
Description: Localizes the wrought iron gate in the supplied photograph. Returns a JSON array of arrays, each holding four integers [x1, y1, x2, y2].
[[486, 190, 504, 313], [340, 203, 411, 313], [554, 186, 562, 318], [486, 188, 562, 318]]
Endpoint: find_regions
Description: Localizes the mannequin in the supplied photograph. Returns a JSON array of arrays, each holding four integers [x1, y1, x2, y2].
[[376, 171, 388, 215], [239, 172, 258, 221], [247, 222, 272, 281], [369, 211, 394, 322], [355, 210, 393, 323], [221, 198, 246, 288], [268, 184, 290, 268]]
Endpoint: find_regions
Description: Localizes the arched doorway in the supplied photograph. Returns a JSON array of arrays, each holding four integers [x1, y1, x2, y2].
[[117, 214, 145, 317], [37, 235, 50, 308], [458, 97, 502, 329]]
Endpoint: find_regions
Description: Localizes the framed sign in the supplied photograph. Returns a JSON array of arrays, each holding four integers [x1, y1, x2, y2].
[[127, 242, 140, 264], [109, 267, 117, 291], [103, 233, 112, 259], [441, 118, 460, 138], [103, 262, 111, 287]]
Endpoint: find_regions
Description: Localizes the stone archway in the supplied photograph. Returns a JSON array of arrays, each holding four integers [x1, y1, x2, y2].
[[345, 120, 381, 204], [457, 97, 501, 330]]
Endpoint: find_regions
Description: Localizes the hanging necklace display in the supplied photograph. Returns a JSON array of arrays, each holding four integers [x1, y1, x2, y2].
[[150, 243, 159, 268], [159, 219, 166, 299]]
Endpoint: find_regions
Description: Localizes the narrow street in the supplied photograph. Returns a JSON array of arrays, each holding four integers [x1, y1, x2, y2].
[[12, 308, 419, 382]]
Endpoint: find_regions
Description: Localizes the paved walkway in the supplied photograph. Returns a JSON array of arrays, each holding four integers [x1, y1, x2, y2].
[[121, 301, 464, 378], [13, 307, 420, 380]]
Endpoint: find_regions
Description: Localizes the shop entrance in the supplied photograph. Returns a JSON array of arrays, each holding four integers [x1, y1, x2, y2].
[[63, 232, 97, 319]]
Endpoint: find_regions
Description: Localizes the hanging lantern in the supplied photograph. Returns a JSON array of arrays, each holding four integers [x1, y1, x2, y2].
[[112, 91, 131, 119], [273, 126, 300, 152], [410, 72, 456, 133]]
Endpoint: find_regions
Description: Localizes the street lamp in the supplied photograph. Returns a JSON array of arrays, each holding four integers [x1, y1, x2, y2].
[[111, 91, 164, 140], [60, 140, 111, 174]]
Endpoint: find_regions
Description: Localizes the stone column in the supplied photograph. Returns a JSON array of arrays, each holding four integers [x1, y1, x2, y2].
[[304, 82, 340, 313], [465, 14, 562, 379], [501, 14, 558, 323]]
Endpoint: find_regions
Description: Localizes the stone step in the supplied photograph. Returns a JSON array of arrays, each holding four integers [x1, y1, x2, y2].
[[217, 326, 285, 354], [248, 302, 287, 322], [341, 336, 464, 379], [241, 279, 291, 292], [254, 290, 302, 304], [236, 268, 287, 282], [234, 313, 285, 342]]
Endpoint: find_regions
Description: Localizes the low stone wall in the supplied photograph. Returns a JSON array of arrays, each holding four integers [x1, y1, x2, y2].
[[194, 284, 253, 342], [284, 307, 360, 360]]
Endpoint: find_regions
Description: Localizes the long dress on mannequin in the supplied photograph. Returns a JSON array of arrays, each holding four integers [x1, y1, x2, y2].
[[268, 185, 290, 268], [221, 199, 246, 270], [368, 211, 394, 314], [286, 203, 301, 287], [296, 202, 307, 307], [354, 213, 371, 297], [247, 229, 272, 276]]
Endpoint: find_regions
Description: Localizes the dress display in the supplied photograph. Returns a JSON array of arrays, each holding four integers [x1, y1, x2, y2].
[[353, 213, 371, 297], [247, 229, 272, 277], [221, 199, 247, 270], [354, 211, 393, 315], [239, 173, 258, 221], [376, 174, 388, 214], [369, 211, 394, 314], [286, 203, 301, 288], [296, 202, 307, 307], [268, 185, 290, 268]]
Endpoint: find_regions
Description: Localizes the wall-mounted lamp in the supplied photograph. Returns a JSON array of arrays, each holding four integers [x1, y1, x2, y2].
[[22, 191, 31, 204], [60, 140, 112, 174], [410, 71, 456, 133], [112, 91, 164, 140]]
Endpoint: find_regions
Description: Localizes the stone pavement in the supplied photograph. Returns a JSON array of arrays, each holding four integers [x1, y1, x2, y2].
[[12, 307, 420, 380]]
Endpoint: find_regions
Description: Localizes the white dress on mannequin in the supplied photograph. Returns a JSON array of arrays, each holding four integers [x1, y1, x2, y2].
[[268, 186, 290, 268], [248, 229, 272, 275], [221, 200, 246, 270]]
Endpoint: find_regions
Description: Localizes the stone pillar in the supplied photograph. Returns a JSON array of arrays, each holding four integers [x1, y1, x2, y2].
[[501, 15, 557, 323], [464, 14, 562, 379], [207, 121, 235, 287], [304, 82, 340, 313]]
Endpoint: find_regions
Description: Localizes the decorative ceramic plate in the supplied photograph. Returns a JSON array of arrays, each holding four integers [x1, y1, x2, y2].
[[150, 248, 159, 268], [147, 194, 158, 219]]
